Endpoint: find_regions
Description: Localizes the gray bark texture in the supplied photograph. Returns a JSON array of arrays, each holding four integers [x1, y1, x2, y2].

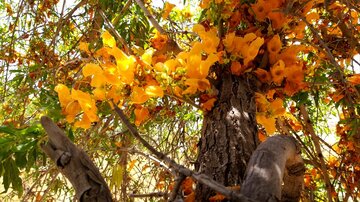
[[40, 116, 112, 202], [240, 135, 305, 202], [195, 72, 259, 201]]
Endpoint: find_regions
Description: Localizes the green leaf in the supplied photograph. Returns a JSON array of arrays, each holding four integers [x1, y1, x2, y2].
[[15, 151, 27, 168], [0, 126, 16, 135]]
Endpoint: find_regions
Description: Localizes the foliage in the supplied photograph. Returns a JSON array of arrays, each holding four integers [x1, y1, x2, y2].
[[0, 0, 359, 201]]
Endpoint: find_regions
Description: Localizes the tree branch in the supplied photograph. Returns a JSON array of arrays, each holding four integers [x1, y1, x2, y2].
[[40, 116, 113, 202], [111, 101, 253, 202], [240, 135, 305, 202], [133, 0, 166, 34], [98, 9, 134, 55]]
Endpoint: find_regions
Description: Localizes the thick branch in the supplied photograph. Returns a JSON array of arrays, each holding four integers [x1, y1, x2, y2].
[[240, 135, 305, 202], [40, 116, 112, 202]]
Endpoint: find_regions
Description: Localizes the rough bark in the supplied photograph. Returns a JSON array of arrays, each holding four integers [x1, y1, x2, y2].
[[40, 116, 113, 202], [195, 71, 259, 201], [240, 135, 305, 202]]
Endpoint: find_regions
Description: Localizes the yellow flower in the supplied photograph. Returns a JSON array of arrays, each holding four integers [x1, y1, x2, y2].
[[223, 32, 236, 52], [269, 98, 285, 117], [164, 59, 179, 73], [71, 89, 98, 122], [242, 36, 264, 65], [101, 30, 116, 48], [74, 114, 92, 129], [82, 63, 107, 87], [145, 85, 164, 98], [131, 86, 149, 104], [256, 114, 276, 134], [186, 54, 202, 78], [93, 87, 106, 101], [103, 62, 120, 85], [182, 78, 210, 94], [64, 101, 81, 123], [78, 42, 90, 53], [55, 84, 72, 108], [162, 2, 175, 19]]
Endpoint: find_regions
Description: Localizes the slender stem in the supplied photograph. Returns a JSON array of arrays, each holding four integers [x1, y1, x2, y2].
[[98, 9, 134, 55], [300, 105, 333, 202]]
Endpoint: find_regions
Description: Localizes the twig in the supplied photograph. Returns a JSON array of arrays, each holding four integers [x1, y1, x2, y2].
[[129, 192, 166, 198], [168, 174, 186, 201], [133, 0, 166, 34], [111, 101, 253, 202], [98, 9, 134, 55], [49, 0, 88, 48], [299, 105, 333, 202]]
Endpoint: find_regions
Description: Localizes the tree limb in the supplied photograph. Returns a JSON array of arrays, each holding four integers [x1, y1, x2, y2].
[[40, 116, 113, 202], [240, 135, 305, 202]]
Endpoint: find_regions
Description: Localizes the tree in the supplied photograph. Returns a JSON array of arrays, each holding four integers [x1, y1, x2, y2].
[[0, 0, 359, 201]]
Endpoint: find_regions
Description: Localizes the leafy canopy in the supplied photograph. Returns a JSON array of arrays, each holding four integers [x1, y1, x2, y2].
[[0, 0, 359, 201]]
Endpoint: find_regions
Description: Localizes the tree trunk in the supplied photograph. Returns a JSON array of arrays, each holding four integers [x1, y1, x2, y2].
[[195, 71, 259, 201]]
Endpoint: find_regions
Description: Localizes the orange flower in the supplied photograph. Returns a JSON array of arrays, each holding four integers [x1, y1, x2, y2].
[[243, 37, 264, 65], [348, 74, 360, 85], [134, 107, 150, 126], [82, 63, 107, 87], [254, 68, 271, 83], [251, 0, 271, 21], [201, 98, 217, 111], [78, 42, 90, 53], [223, 32, 236, 52], [74, 114, 92, 129], [284, 80, 307, 96], [279, 45, 306, 66], [150, 32, 168, 50], [268, 11, 287, 29], [270, 60, 285, 85], [267, 35, 282, 54], [284, 65, 304, 82], [230, 61, 244, 76]]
